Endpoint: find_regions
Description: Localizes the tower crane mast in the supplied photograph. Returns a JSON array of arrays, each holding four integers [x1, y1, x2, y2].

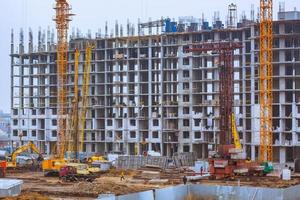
[[259, 0, 273, 162], [53, 0, 74, 159]]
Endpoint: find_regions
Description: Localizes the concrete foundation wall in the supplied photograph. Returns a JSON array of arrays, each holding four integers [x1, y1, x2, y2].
[[98, 184, 300, 200]]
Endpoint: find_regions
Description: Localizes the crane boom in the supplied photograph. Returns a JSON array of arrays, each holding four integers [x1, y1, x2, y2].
[[67, 49, 80, 161], [80, 45, 93, 152], [259, 0, 273, 162], [53, 0, 74, 159]]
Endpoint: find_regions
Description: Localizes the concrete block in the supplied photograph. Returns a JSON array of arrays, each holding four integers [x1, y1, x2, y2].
[[0, 179, 23, 197]]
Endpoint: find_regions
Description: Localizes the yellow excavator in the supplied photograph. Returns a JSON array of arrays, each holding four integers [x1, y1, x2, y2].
[[8, 141, 43, 168]]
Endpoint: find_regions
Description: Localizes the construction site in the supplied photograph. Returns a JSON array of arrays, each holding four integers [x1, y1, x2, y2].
[[1, 0, 300, 199]]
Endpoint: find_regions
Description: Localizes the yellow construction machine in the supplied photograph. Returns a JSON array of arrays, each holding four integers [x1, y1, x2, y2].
[[42, 158, 67, 176], [7, 141, 43, 168], [231, 113, 242, 150], [87, 155, 106, 164]]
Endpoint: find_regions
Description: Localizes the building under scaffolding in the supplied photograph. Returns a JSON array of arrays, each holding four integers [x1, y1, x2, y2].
[[10, 7, 300, 164]]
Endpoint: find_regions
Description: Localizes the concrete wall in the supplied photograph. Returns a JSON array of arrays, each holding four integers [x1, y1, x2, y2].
[[98, 184, 300, 200]]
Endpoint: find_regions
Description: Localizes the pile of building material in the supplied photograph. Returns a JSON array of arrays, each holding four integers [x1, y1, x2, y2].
[[115, 156, 168, 169], [173, 152, 197, 167], [132, 165, 195, 184], [116, 152, 197, 170]]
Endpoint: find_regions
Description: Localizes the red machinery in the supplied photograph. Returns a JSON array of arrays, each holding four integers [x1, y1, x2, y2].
[[0, 161, 7, 177], [59, 166, 96, 182], [188, 41, 242, 145], [188, 41, 252, 179]]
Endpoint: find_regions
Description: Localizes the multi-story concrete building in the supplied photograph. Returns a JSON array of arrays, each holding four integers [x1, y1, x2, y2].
[[10, 9, 300, 163]]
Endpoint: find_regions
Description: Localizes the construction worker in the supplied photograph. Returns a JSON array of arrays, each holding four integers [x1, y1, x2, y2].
[[200, 166, 203, 176], [120, 171, 125, 181], [246, 157, 251, 163], [183, 175, 187, 185]]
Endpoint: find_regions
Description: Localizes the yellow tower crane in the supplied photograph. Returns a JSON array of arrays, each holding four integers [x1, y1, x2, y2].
[[53, 0, 74, 159], [259, 0, 273, 162]]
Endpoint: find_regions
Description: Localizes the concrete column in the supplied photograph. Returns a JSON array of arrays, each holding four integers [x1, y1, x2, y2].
[[251, 145, 255, 160], [280, 147, 286, 163], [148, 142, 152, 151], [202, 144, 206, 159]]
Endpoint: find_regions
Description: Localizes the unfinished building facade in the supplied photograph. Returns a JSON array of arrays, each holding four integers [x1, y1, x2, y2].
[[10, 10, 300, 164]]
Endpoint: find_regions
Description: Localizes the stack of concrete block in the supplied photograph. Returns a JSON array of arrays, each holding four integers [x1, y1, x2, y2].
[[173, 152, 197, 167], [116, 156, 168, 169]]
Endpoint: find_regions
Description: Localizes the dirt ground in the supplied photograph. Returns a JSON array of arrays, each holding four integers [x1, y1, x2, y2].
[[4, 170, 300, 200], [4, 170, 161, 200], [195, 176, 300, 188]]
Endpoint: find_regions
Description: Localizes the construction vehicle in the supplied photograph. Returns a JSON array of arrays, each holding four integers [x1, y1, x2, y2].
[[208, 112, 250, 179], [59, 163, 98, 182], [0, 161, 7, 177], [42, 158, 67, 176], [59, 166, 96, 182], [42, 158, 100, 176], [86, 155, 106, 164], [42, 0, 74, 177], [7, 141, 43, 169], [189, 42, 247, 179]]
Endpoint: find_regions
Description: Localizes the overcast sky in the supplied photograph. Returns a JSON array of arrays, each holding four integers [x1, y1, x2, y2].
[[0, 0, 298, 113]]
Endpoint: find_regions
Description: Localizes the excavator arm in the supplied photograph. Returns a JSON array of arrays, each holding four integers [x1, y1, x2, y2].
[[9, 141, 43, 167], [28, 142, 43, 160]]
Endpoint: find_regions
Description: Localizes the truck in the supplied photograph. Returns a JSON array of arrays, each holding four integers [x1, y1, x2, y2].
[[42, 158, 67, 176], [59, 163, 98, 182]]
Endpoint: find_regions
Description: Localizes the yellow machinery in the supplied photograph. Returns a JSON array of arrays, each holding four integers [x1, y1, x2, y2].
[[79, 44, 93, 152], [231, 113, 242, 150], [42, 0, 74, 174], [54, 0, 74, 159], [8, 141, 43, 168], [67, 48, 80, 161], [43, 159, 100, 176], [259, 0, 273, 162], [66, 163, 100, 174], [42, 159, 67, 176], [67, 45, 93, 161], [87, 156, 106, 164]]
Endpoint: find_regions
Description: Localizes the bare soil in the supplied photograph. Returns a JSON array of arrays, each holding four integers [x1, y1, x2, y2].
[[4, 170, 300, 200], [4, 170, 161, 200]]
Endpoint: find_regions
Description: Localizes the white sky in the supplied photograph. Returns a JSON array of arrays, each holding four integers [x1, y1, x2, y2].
[[0, 0, 299, 113]]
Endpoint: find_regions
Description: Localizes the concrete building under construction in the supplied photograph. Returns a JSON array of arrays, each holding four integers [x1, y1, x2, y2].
[[10, 6, 300, 164]]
